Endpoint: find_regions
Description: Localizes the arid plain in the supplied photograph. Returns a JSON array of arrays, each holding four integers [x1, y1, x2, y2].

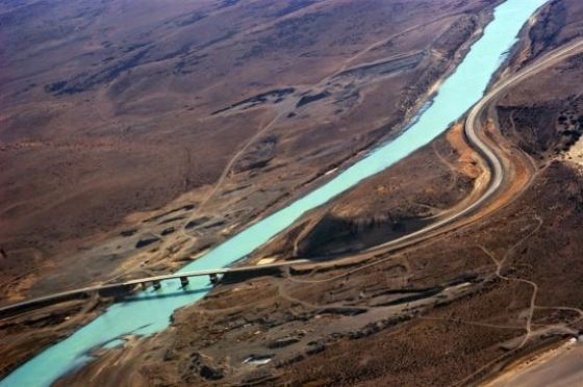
[[3, 0, 583, 385]]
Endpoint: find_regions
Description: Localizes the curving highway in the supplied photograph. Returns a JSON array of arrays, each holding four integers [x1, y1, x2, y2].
[[0, 259, 311, 317], [362, 38, 583, 253], [3, 40, 583, 319]]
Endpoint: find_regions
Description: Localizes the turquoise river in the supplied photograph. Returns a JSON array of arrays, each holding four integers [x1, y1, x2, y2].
[[0, 0, 547, 385]]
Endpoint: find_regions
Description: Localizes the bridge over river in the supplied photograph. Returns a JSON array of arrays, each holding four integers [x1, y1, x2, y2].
[[0, 259, 310, 318]]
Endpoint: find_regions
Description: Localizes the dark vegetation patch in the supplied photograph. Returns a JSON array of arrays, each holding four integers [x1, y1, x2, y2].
[[433, 14, 477, 56], [170, 11, 207, 27], [528, 0, 569, 61], [143, 204, 196, 224], [122, 42, 149, 53], [498, 96, 583, 156], [173, 53, 207, 75], [185, 217, 211, 230], [333, 53, 424, 81], [44, 81, 67, 94], [120, 229, 138, 237], [201, 219, 226, 229], [234, 135, 278, 173], [239, 11, 327, 60], [158, 216, 186, 225], [197, 30, 238, 52], [44, 21, 228, 96], [220, 183, 252, 197], [161, 227, 175, 236], [0, 1, 68, 46], [45, 47, 152, 95], [528, 0, 567, 60], [296, 91, 330, 108], [273, 0, 317, 18], [268, 12, 324, 49], [179, 352, 224, 383], [497, 105, 559, 155], [0, 0, 27, 9], [211, 88, 295, 115], [135, 235, 160, 249], [217, 0, 240, 9]]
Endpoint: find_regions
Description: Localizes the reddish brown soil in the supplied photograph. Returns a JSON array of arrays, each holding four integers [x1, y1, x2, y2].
[[254, 124, 482, 259], [0, 0, 504, 380], [48, 2, 583, 385], [0, 0, 497, 302], [54, 159, 583, 386], [10, 0, 583, 385]]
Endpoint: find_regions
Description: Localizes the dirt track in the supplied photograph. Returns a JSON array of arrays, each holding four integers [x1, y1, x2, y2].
[[6, 35, 583, 327], [346, 37, 583, 258], [38, 16, 583, 387]]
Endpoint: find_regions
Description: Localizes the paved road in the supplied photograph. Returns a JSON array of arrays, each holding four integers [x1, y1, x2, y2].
[[363, 38, 583, 253], [3, 40, 583, 319], [0, 260, 310, 316]]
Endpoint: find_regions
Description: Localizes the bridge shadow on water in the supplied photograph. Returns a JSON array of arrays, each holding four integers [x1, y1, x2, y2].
[[122, 286, 211, 303]]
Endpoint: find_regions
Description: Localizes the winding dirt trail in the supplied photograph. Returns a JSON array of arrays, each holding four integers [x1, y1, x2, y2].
[[7, 39, 583, 315], [452, 214, 583, 387], [478, 215, 544, 348], [173, 12, 478, 244], [5, 23, 583, 387]]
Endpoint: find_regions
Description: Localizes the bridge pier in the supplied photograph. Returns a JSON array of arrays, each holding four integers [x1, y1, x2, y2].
[[210, 273, 219, 286], [180, 276, 189, 288], [152, 280, 161, 290]]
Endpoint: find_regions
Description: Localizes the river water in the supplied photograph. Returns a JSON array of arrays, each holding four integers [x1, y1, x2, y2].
[[1, 0, 547, 385]]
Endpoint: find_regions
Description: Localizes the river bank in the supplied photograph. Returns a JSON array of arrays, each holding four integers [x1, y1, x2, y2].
[[0, 0, 504, 382], [0, 1, 552, 386]]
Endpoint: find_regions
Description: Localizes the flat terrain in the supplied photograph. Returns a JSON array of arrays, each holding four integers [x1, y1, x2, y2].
[[0, 0, 497, 301], [46, 1, 583, 385], [0, 0, 505, 379], [8, 0, 583, 385]]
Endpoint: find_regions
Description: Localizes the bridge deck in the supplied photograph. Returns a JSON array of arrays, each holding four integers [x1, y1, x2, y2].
[[0, 259, 310, 316], [120, 259, 309, 287]]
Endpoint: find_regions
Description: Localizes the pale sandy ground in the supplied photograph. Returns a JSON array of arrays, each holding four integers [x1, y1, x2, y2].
[[484, 338, 583, 386], [563, 136, 583, 167]]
